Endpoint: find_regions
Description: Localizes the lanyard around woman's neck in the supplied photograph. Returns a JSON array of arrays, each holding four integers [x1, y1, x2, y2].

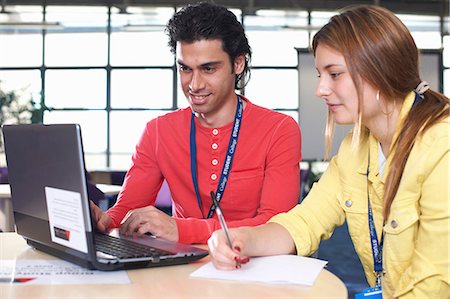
[[366, 90, 425, 288], [190, 96, 243, 219], [367, 151, 384, 288]]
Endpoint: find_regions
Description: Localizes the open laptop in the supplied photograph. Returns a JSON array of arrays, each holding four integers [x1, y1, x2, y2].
[[2, 123, 208, 271]]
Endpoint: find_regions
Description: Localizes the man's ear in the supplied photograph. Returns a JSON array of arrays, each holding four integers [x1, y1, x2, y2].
[[233, 54, 245, 75]]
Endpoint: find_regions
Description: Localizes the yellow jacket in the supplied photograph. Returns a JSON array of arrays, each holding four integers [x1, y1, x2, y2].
[[270, 92, 449, 298]]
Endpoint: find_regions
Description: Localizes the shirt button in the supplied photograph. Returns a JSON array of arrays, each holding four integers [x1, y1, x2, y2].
[[390, 220, 398, 229], [212, 159, 218, 166], [211, 143, 218, 150], [345, 200, 353, 207], [212, 129, 219, 136], [211, 174, 217, 180]]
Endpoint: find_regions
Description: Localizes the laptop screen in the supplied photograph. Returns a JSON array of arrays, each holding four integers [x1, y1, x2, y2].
[[2, 124, 94, 258], [2, 123, 209, 271]]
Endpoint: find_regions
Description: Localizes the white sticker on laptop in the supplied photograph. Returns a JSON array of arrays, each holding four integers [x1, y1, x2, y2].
[[45, 186, 88, 254]]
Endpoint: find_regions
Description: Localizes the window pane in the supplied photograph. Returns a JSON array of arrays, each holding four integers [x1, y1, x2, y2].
[[111, 6, 173, 30], [45, 33, 108, 66], [245, 69, 298, 109], [110, 7, 174, 66], [0, 70, 41, 102], [110, 110, 168, 154], [45, 69, 106, 109], [246, 30, 308, 66], [0, 5, 45, 34], [111, 69, 173, 108], [444, 36, 450, 68], [110, 31, 173, 66], [44, 110, 107, 154], [310, 11, 337, 29], [109, 154, 133, 170], [177, 82, 189, 109], [397, 14, 440, 32], [46, 6, 108, 28], [45, 6, 108, 66], [411, 32, 441, 49], [397, 14, 441, 49], [444, 69, 450, 98], [0, 33, 43, 67], [0, 70, 41, 125], [84, 154, 107, 171], [244, 10, 309, 66]]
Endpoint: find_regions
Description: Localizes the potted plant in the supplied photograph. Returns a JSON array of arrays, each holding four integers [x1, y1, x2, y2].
[[0, 82, 44, 166]]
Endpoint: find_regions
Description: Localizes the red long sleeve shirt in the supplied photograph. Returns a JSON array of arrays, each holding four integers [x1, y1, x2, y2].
[[106, 98, 302, 244]]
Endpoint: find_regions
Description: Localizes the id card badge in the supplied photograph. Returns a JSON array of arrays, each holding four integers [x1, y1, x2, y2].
[[355, 286, 382, 299]]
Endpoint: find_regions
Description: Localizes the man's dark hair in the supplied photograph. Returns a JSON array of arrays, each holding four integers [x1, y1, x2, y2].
[[166, 2, 252, 90]]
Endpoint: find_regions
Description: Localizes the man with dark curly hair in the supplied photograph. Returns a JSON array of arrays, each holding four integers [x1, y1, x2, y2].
[[91, 2, 302, 244]]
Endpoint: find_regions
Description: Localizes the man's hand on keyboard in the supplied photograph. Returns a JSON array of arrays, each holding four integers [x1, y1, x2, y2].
[[119, 206, 179, 243]]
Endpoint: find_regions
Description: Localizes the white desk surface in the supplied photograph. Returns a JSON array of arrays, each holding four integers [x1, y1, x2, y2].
[[0, 232, 348, 299]]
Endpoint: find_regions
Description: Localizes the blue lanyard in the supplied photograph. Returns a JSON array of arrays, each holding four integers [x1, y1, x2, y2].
[[365, 91, 422, 287], [367, 154, 384, 288], [190, 96, 243, 219]]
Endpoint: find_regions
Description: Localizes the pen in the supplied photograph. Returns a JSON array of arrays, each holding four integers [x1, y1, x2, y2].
[[210, 191, 233, 248], [210, 191, 242, 268]]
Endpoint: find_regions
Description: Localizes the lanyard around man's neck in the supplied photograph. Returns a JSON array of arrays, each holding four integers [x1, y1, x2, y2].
[[190, 96, 243, 219]]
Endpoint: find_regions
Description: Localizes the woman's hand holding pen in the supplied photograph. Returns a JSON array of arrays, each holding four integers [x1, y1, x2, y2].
[[208, 223, 297, 270], [208, 227, 252, 270]]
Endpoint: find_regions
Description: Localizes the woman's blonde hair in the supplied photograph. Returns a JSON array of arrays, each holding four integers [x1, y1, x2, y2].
[[312, 5, 449, 219]]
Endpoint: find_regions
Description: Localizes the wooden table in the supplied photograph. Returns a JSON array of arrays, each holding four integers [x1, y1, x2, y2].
[[0, 232, 347, 298]]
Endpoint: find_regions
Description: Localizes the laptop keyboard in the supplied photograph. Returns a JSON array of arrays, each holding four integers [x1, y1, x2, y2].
[[95, 233, 173, 259]]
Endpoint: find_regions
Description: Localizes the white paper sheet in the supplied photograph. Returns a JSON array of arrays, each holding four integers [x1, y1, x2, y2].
[[190, 255, 327, 286], [0, 260, 130, 285], [45, 186, 88, 253]]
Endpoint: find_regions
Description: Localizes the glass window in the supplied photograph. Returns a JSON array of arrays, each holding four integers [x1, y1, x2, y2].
[[44, 6, 108, 66], [109, 154, 132, 170], [0, 70, 41, 102], [110, 7, 174, 66], [110, 31, 173, 66], [397, 14, 441, 49], [444, 70, 450, 98], [84, 154, 107, 171], [0, 5, 45, 34], [45, 69, 106, 109], [310, 11, 337, 27], [444, 36, 449, 68], [110, 110, 168, 154], [177, 82, 189, 108], [45, 33, 108, 66], [397, 14, 440, 32], [111, 6, 173, 30], [245, 69, 298, 109], [411, 32, 441, 49], [111, 69, 173, 108], [44, 110, 107, 154], [46, 6, 108, 28], [0, 33, 43, 67], [245, 10, 309, 66], [246, 30, 308, 66]]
